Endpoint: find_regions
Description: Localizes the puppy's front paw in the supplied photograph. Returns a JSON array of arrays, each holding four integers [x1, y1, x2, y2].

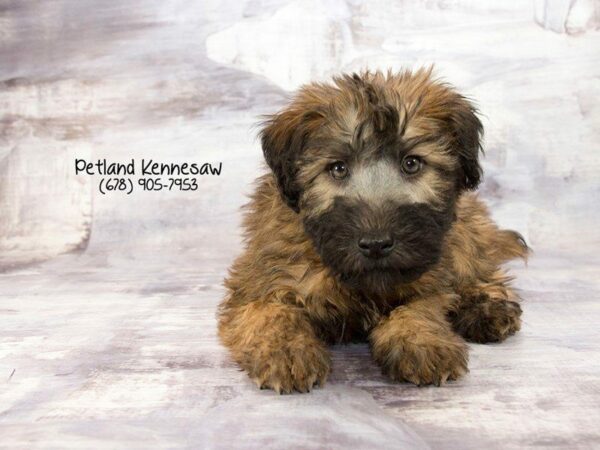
[[392, 336, 467, 386], [249, 340, 330, 394], [450, 294, 522, 343], [371, 325, 468, 386]]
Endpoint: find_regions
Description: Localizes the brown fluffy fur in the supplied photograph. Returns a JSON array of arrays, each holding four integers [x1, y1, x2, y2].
[[219, 69, 528, 393]]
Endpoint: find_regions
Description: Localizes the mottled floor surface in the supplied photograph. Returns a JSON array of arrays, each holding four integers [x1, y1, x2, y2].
[[1, 1, 599, 449]]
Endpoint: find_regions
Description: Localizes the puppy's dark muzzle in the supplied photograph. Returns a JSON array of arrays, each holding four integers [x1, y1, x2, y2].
[[358, 234, 395, 259]]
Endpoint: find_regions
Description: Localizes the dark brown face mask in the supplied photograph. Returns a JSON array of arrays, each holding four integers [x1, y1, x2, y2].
[[303, 196, 455, 294]]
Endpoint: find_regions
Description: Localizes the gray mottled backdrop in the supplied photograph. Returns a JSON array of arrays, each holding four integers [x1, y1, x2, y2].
[[1, 1, 599, 448]]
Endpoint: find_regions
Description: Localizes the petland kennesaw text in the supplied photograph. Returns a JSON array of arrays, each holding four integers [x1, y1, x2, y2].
[[75, 159, 222, 176]]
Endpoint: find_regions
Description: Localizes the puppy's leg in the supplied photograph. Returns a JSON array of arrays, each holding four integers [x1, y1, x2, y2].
[[449, 273, 522, 343], [218, 301, 330, 394], [448, 196, 527, 343], [369, 294, 468, 386]]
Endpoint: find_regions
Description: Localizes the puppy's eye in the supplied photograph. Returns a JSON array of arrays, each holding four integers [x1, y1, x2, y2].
[[329, 161, 349, 180], [401, 155, 422, 175]]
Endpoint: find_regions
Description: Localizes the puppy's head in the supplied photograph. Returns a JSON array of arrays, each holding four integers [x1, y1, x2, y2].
[[261, 69, 483, 294]]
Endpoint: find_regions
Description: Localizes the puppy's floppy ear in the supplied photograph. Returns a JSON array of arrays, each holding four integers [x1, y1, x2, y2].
[[260, 108, 323, 212], [446, 94, 484, 190]]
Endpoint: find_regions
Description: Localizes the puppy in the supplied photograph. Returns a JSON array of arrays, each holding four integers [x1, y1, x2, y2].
[[219, 69, 527, 393]]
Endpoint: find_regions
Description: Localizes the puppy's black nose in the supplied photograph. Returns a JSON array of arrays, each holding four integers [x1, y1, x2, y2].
[[358, 234, 394, 258]]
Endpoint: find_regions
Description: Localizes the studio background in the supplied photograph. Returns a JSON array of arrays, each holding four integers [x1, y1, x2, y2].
[[1, 1, 599, 448]]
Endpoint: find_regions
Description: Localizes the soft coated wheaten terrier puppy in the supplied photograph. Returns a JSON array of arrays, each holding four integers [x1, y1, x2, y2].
[[219, 69, 527, 393]]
